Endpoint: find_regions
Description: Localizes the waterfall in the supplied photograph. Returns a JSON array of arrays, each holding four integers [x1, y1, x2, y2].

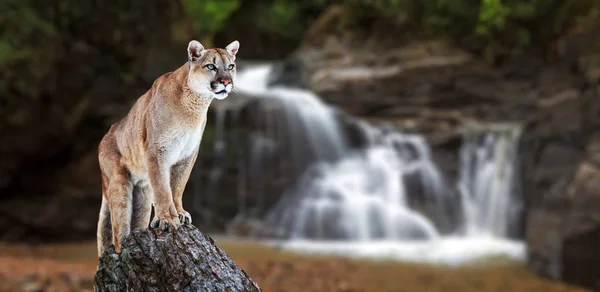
[[200, 63, 525, 265], [263, 129, 448, 242], [457, 125, 523, 238]]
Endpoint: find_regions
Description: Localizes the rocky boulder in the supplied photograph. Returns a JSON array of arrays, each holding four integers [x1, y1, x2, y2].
[[524, 27, 600, 290], [527, 134, 600, 290]]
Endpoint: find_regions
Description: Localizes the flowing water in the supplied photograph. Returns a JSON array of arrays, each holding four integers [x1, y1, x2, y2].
[[201, 63, 525, 265], [457, 127, 523, 238]]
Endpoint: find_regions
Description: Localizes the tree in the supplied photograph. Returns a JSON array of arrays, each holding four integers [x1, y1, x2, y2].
[[94, 225, 262, 292]]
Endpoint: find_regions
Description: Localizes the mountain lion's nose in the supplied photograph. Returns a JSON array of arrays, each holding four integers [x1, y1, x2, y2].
[[220, 79, 232, 85]]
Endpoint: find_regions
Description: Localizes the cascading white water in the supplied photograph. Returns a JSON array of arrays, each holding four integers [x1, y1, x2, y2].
[[457, 126, 523, 238], [218, 63, 525, 265], [201, 64, 350, 227], [264, 127, 450, 242], [236, 65, 348, 173]]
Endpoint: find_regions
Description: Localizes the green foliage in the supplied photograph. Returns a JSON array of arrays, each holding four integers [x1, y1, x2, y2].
[[0, 0, 60, 110], [182, 0, 241, 35], [476, 0, 509, 35], [254, 0, 304, 37], [251, 1, 332, 39], [0, 0, 184, 128], [342, 0, 600, 61], [0, 0, 50, 67], [180, 0, 598, 61], [182, 0, 332, 44], [344, 0, 413, 27]]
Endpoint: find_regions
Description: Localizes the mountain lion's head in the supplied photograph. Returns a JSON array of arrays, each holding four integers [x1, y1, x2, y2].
[[186, 40, 239, 100]]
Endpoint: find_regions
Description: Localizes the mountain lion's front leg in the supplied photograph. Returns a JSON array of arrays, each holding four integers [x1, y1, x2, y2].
[[170, 149, 198, 225], [148, 154, 180, 231]]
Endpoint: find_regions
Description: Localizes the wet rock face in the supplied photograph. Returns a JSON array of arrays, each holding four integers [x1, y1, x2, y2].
[[521, 27, 600, 290], [561, 161, 600, 289], [527, 135, 600, 290], [267, 58, 309, 89]]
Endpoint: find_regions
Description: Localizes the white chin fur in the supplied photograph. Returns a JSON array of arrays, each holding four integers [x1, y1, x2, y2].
[[213, 83, 233, 100], [213, 91, 229, 100]]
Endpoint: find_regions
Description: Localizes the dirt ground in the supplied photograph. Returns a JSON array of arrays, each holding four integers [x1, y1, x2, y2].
[[0, 237, 591, 292]]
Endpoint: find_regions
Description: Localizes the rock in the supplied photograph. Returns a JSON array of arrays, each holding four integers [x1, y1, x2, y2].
[[523, 96, 600, 288], [94, 225, 262, 292], [518, 26, 600, 290], [301, 5, 346, 48], [528, 145, 600, 290], [285, 33, 550, 137], [267, 58, 309, 89], [561, 160, 600, 286]]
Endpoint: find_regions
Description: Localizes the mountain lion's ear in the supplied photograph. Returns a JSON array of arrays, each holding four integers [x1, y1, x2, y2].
[[187, 40, 205, 61], [225, 40, 240, 57]]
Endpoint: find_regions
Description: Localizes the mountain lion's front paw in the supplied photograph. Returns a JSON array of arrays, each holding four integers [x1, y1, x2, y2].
[[178, 210, 192, 225], [150, 214, 180, 232]]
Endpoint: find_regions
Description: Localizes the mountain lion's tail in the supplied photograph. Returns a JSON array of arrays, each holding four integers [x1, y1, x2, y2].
[[97, 197, 112, 257]]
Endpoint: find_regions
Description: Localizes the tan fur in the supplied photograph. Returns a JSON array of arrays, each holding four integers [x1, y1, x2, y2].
[[96, 40, 240, 256]]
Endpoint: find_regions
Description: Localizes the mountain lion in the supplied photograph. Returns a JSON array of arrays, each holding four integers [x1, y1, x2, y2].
[[96, 40, 240, 256]]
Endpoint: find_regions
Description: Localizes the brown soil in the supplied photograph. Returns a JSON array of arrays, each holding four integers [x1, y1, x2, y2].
[[0, 238, 591, 292]]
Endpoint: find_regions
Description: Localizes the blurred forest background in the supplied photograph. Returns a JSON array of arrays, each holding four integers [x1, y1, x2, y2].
[[2, 0, 600, 291]]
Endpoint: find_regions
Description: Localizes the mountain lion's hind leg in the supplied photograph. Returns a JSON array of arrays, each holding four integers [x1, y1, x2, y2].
[[131, 183, 153, 229], [170, 149, 198, 225]]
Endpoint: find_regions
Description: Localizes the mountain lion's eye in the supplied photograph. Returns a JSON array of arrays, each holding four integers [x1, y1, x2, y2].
[[228, 64, 235, 70], [206, 64, 216, 70]]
